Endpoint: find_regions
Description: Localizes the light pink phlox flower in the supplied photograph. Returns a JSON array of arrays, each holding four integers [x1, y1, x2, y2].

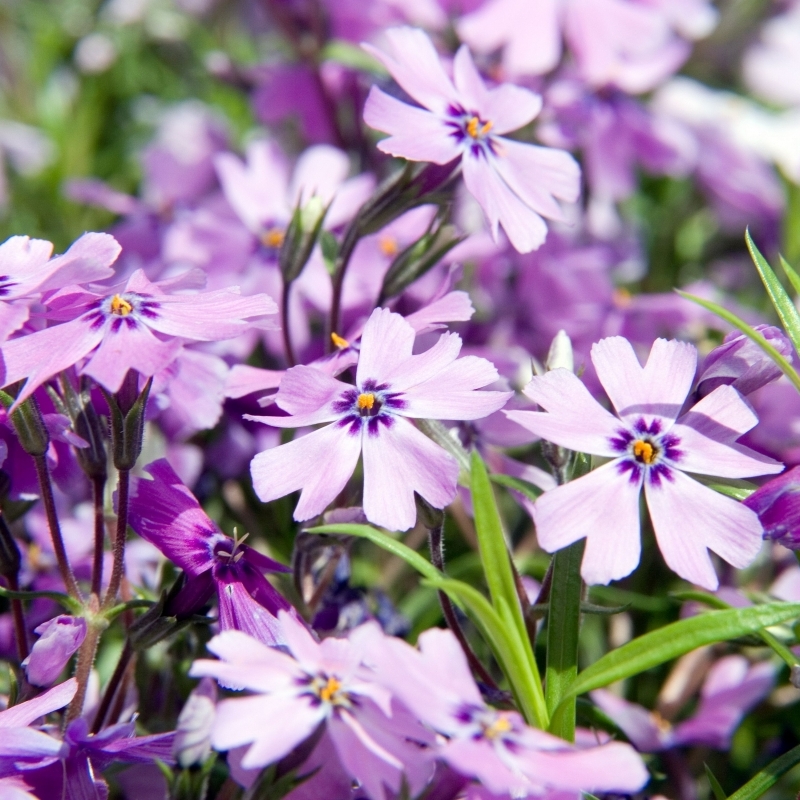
[[366, 626, 649, 796], [362, 27, 580, 254], [0, 264, 277, 407], [189, 614, 432, 800], [506, 337, 783, 589], [248, 307, 511, 531]]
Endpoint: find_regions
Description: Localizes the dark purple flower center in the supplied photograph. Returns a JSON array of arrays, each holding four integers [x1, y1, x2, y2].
[[84, 291, 162, 332], [333, 379, 407, 437], [610, 417, 683, 487], [445, 104, 499, 159], [0, 275, 18, 298]]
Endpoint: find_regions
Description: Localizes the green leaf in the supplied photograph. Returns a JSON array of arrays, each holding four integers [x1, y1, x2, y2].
[[550, 601, 800, 732], [779, 254, 800, 298], [705, 762, 728, 800], [319, 40, 387, 75], [305, 524, 441, 583], [745, 229, 800, 353], [426, 576, 547, 728], [0, 585, 82, 614], [489, 473, 544, 504], [676, 290, 800, 394], [727, 743, 800, 800], [693, 476, 758, 501]]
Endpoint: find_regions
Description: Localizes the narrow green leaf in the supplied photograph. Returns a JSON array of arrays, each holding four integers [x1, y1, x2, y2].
[[428, 576, 548, 729], [551, 602, 800, 731], [0, 585, 82, 614], [676, 290, 800, 394], [693, 476, 758, 501], [745, 229, 800, 353], [489, 473, 544, 503], [705, 763, 728, 800], [779, 254, 800, 298], [305, 524, 441, 583], [727, 743, 800, 800]]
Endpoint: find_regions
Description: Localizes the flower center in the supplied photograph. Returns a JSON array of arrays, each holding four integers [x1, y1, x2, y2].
[[260, 228, 285, 249], [632, 439, 657, 465], [110, 294, 133, 316], [310, 674, 349, 707], [331, 332, 349, 349], [466, 116, 493, 139], [357, 393, 376, 411], [483, 714, 512, 740], [214, 527, 249, 563], [379, 235, 399, 257]]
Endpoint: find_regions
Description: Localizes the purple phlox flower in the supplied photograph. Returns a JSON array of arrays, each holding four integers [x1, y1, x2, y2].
[[224, 364, 285, 400], [325, 0, 447, 43], [743, 4, 800, 108], [457, 0, 716, 88], [0, 233, 120, 343], [697, 325, 793, 399], [592, 655, 775, 751], [0, 776, 38, 799], [22, 614, 87, 687], [248, 307, 511, 531], [173, 677, 217, 768], [506, 336, 783, 589], [0, 264, 277, 407], [366, 626, 648, 796], [744, 465, 800, 550], [740, 377, 800, 466], [127, 458, 295, 646], [362, 27, 580, 254], [190, 615, 433, 800], [771, 564, 800, 601]]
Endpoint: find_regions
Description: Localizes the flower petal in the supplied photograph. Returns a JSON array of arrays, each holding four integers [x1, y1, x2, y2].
[[0, 678, 76, 727], [362, 417, 458, 531], [363, 87, 462, 164], [508, 369, 622, 456], [592, 337, 697, 427], [356, 308, 415, 387], [645, 470, 763, 590], [250, 423, 362, 521], [532, 460, 643, 585]]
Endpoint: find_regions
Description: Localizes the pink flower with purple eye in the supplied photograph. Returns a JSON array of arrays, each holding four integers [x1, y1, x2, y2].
[[506, 336, 783, 589], [362, 27, 580, 254], [248, 307, 512, 531], [0, 264, 277, 407]]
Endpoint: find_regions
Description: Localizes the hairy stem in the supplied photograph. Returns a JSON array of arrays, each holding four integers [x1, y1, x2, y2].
[[91, 640, 133, 733], [281, 280, 297, 367], [66, 613, 102, 724], [103, 469, 129, 609], [91, 476, 106, 598], [8, 573, 29, 662], [33, 455, 81, 600], [428, 523, 499, 690]]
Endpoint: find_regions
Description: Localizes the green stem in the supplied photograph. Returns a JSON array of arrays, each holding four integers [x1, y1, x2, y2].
[[545, 540, 585, 741]]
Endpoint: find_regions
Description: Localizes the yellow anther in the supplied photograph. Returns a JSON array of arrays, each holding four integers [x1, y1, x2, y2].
[[633, 440, 656, 465], [357, 393, 375, 410], [319, 677, 342, 703], [261, 228, 285, 249], [651, 710, 672, 734], [613, 287, 632, 308], [466, 116, 480, 138], [379, 235, 399, 257], [480, 120, 493, 136], [331, 332, 349, 349], [484, 715, 512, 739], [110, 294, 133, 316]]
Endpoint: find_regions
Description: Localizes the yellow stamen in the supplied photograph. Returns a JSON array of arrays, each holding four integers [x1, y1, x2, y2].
[[466, 116, 480, 138], [110, 294, 133, 316], [613, 287, 632, 308], [319, 676, 342, 703], [480, 120, 493, 136], [357, 393, 375, 410], [651, 710, 672, 734], [261, 228, 285, 249], [379, 235, 399, 257], [331, 332, 349, 349], [633, 440, 656, 465], [484, 715, 512, 739]]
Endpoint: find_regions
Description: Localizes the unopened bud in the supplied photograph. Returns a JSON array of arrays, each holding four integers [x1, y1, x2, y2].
[[545, 330, 574, 373], [103, 375, 153, 471], [58, 376, 107, 481], [0, 391, 50, 457], [279, 196, 329, 284], [128, 590, 189, 651]]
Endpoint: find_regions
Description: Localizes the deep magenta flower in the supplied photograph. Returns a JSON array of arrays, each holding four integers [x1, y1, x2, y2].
[[0, 263, 277, 407], [744, 465, 800, 549], [21, 615, 87, 687], [506, 336, 783, 589], [362, 27, 580, 253], [127, 459, 295, 646], [248, 307, 511, 531], [190, 615, 432, 800]]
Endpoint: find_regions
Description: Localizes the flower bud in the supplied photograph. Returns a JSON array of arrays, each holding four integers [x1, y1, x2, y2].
[[279, 195, 328, 284], [57, 376, 107, 481], [173, 677, 217, 768], [103, 375, 153, 470], [697, 325, 792, 398], [545, 330, 574, 373], [22, 614, 87, 686], [0, 391, 50, 457], [744, 466, 800, 548]]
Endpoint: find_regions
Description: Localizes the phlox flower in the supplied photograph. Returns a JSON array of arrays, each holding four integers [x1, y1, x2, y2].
[[362, 27, 580, 253], [366, 626, 648, 797], [592, 655, 775, 751], [248, 307, 511, 531], [189, 615, 432, 800], [506, 336, 783, 589], [127, 459, 295, 646], [0, 262, 277, 407]]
